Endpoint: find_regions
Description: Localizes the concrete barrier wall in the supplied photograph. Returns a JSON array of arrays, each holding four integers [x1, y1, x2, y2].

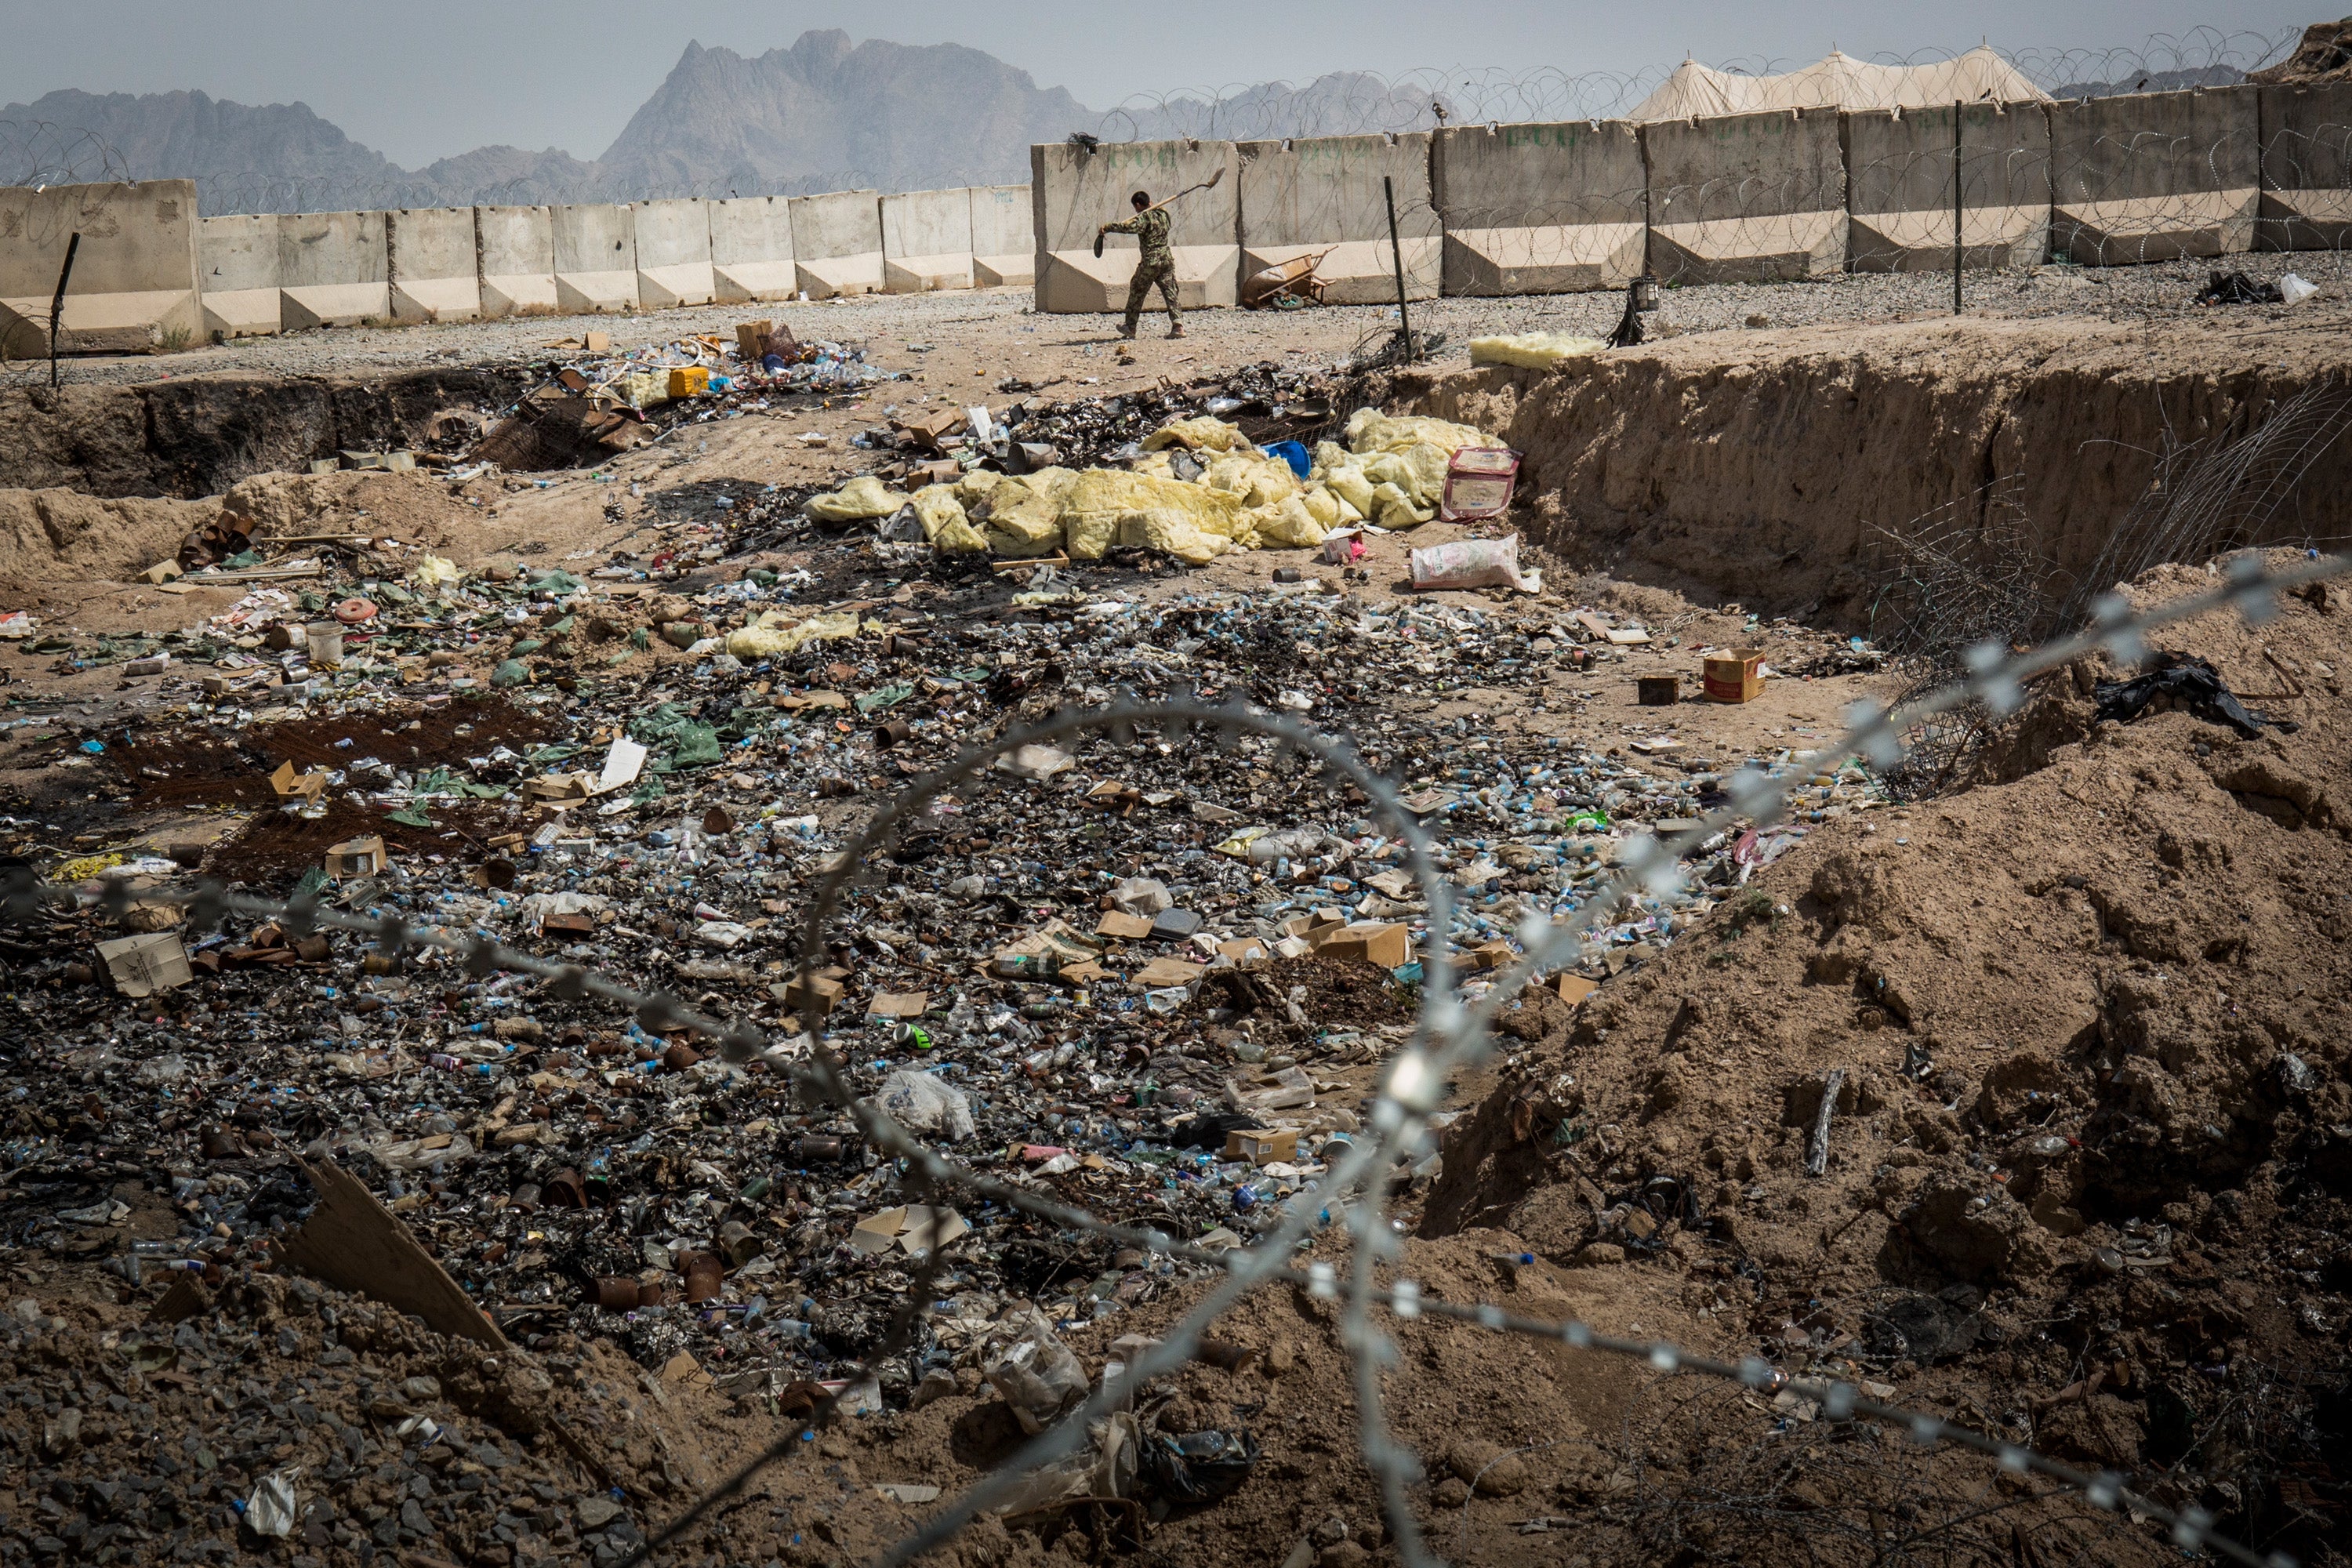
[[1644, 108, 1847, 284], [1432, 122, 1646, 296], [0, 180, 202, 355], [708, 197, 797, 303], [968, 184, 1035, 288], [198, 212, 281, 338], [387, 206, 481, 324], [880, 187, 975, 294], [1237, 133, 1439, 305], [11, 89, 2310, 349], [633, 198, 715, 309], [550, 204, 639, 313], [1033, 140, 1240, 313], [1844, 102, 2051, 272], [477, 206, 557, 318], [789, 191, 885, 298], [2049, 86, 2258, 263], [277, 209, 389, 328], [2258, 83, 2352, 252]]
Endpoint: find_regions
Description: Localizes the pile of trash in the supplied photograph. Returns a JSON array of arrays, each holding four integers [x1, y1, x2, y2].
[[804, 408, 1501, 563], [4, 538, 1893, 1403], [467, 325, 905, 474]]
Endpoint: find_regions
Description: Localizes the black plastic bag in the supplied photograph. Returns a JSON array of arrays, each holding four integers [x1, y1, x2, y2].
[[1142, 1428, 1260, 1504], [2092, 653, 2296, 738]]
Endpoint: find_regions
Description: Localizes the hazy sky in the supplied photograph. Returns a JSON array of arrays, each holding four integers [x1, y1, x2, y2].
[[2, 2, 2318, 167]]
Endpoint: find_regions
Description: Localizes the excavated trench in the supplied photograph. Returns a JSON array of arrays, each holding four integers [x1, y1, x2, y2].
[[1397, 310, 2352, 627], [1, 311, 2347, 619], [0, 365, 530, 499]]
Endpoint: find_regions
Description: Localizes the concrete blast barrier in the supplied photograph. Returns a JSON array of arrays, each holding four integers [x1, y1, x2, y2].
[[1433, 122, 1646, 296], [633, 199, 716, 308], [278, 211, 389, 328], [968, 184, 1035, 287], [0, 180, 202, 356], [880, 187, 975, 293], [2257, 83, 2352, 252], [709, 198, 797, 302], [1644, 109, 1847, 285], [387, 207, 481, 324], [198, 212, 281, 339], [551, 205, 640, 314], [477, 207, 558, 318], [1844, 101, 2050, 272], [789, 191, 885, 298], [1033, 140, 1240, 313], [2049, 86, 2258, 264], [1238, 134, 1438, 305]]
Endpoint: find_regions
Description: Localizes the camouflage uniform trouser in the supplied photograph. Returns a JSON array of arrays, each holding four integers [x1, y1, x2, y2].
[[1122, 259, 1180, 332]]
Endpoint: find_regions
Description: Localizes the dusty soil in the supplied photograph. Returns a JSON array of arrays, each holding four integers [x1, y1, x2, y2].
[[0, 267, 2345, 1568]]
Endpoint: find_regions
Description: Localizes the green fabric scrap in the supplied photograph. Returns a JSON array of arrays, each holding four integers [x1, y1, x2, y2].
[[667, 723, 723, 768], [854, 683, 913, 715]]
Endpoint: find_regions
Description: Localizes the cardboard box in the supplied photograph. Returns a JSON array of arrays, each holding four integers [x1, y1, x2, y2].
[[96, 933, 192, 998], [1313, 921, 1412, 968], [322, 836, 387, 880], [1553, 974, 1598, 1006], [1223, 1128, 1298, 1164], [269, 760, 327, 802], [1703, 648, 1765, 703], [1636, 675, 1679, 706], [866, 991, 929, 1019], [1216, 938, 1271, 967], [777, 971, 844, 1016], [735, 320, 773, 361]]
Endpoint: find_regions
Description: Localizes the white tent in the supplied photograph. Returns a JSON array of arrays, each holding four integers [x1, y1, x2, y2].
[[1629, 47, 2049, 122]]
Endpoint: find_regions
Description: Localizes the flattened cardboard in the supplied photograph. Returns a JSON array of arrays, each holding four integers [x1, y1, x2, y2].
[[279, 1156, 506, 1348], [848, 1204, 969, 1256], [97, 932, 192, 997]]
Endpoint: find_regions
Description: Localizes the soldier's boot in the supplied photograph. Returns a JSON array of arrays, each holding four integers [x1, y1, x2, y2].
[[1116, 326, 1138, 340], [1167, 323, 1185, 339]]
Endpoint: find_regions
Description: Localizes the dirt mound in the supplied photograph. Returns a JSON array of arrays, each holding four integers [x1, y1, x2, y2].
[[1425, 548, 2351, 1560], [0, 466, 495, 597], [0, 488, 216, 591], [1402, 313, 2352, 622]]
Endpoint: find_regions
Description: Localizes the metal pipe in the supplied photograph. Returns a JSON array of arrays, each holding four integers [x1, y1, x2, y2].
[[1384, 175, 1414, 362], [1952, 101, 1963, 316], [48, 231, 81, 390]]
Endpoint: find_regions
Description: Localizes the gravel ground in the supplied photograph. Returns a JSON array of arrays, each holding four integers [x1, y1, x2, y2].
[[6, 248, 2341, 392]]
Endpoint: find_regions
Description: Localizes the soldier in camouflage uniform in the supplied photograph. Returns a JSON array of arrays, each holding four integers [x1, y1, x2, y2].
[[1101, 191, 1182, 339]]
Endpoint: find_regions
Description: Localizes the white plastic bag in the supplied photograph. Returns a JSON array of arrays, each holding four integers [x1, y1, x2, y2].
[[873, 1069, 977, 1142], [984, 1313, 1089, 1434], [2281, 272, 2318, 306], [1410, 532, 1542, 593]]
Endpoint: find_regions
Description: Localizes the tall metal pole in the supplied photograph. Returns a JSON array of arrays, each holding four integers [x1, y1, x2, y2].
[[1951, 101, 1963, 317], [48, 232, 81, 390], [1384, 175, 1414, 363]]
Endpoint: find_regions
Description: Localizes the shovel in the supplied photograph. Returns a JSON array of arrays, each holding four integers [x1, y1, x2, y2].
[[1095, 167, 1225, 257]]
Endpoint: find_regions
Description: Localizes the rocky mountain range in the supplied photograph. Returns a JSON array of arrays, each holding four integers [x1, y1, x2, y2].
[[1, 29, 1434, 213]]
